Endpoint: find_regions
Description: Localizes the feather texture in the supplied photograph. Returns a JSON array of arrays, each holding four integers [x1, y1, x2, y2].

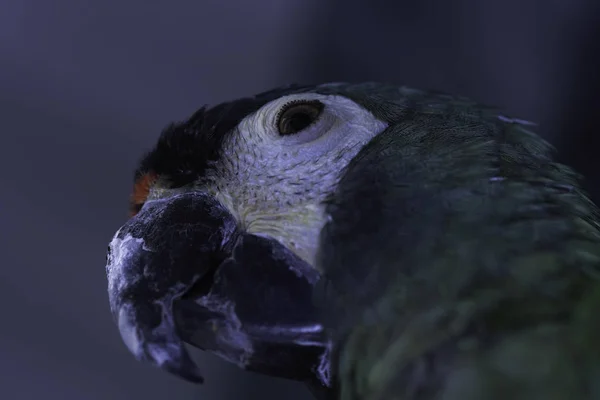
[[312, 83, 600, 400]]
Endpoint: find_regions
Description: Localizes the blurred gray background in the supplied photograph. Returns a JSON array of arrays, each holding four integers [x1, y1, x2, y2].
[[1, 0, 599, 399]]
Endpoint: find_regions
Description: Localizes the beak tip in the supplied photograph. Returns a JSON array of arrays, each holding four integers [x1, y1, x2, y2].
[[163, 358, 205, 384], [146, 341, 204, 384], [116, 302, 204, 383]]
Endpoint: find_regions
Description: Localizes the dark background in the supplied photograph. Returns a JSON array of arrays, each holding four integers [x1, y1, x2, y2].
[[1, 1, 599, 399]]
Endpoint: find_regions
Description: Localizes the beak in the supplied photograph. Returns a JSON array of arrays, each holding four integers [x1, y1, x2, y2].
[[106, 192, 237, 383], [106, 192, 331, 388]]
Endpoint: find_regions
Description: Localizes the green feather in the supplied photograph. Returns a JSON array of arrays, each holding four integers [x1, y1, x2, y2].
[[312, 83, 600, 400]]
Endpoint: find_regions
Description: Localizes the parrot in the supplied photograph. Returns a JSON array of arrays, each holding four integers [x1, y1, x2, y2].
[[105, 82, 600, 400]]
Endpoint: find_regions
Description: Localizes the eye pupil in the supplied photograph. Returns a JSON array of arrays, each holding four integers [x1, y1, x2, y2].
[[277, 101, 323, 136], [287, 112, 312, 132]]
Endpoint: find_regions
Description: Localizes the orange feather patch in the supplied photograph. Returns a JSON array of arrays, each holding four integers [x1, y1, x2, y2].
[[129, 172, 158, 217]]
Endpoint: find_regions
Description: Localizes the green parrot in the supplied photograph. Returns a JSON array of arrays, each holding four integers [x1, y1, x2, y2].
[[105, 82, 600, 400]]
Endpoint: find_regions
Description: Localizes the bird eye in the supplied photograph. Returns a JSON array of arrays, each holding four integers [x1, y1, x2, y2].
[[276, 100, 324, 136]]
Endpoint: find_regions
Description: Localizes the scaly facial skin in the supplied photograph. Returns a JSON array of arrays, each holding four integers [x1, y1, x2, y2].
[[199, 93, 387, 268]]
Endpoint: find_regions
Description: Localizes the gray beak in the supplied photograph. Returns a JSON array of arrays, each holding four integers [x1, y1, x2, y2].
[[106, 191, 331, 388]]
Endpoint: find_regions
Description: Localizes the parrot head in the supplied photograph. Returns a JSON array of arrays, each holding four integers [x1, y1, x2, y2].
[[105, 82, 552, 397], [105, 83, 392, 392]]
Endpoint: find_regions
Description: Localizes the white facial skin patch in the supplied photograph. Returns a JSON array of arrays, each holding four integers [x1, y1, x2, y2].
[[202, 93, 388, 269]]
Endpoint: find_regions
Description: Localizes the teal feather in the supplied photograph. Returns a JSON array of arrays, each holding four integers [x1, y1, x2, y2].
[[312, 83, 600, 400]]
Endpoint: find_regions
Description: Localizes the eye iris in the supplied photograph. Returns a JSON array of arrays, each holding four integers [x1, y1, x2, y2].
[[277, 101, 324, 135]]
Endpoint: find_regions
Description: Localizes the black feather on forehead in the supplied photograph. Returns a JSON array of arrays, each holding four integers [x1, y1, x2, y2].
[[134, 84, 314, 186]]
